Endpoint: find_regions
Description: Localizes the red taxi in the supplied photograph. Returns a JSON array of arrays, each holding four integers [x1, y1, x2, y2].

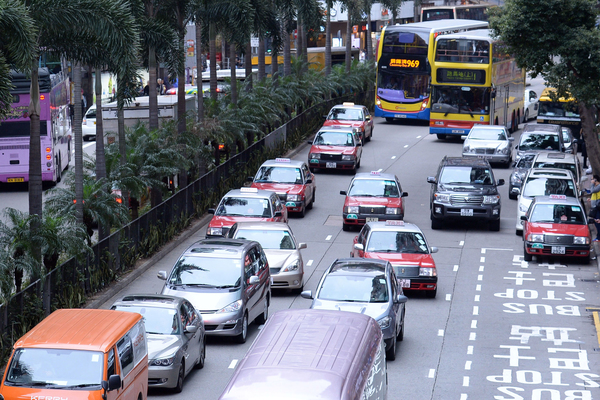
[[340, 171, 408, 231], [522, 195, 591, 264], [249, 158, 315, 217], [323, 102, 374, 144], [308, 126, 362, 172], [206, 187, 287, 237], [351, 221, 438, 298]]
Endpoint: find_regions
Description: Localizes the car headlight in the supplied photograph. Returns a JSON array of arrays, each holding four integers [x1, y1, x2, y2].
[[386, 207, 399, 215], [510, 174, 522, 184], [377, 316, 391, 329], [483, 195, 500, 204], [519, 203, 529, 212], [419, 267, 437, 277], [497, 146, 509, 155], [434, 193, 450, 204], [150, 356, 176, 367], [341, 155, 355, 161], [526, 233, 543, 242], [574, 236, 590, 245], [463, 145, 470, 153], [287, 194, 302, 201], [347, 206, 359, 213], [281, 259, 301, 272], [217, 299, 243, 314], [208, 227, 223, 236], [310, 153, 320, 159]]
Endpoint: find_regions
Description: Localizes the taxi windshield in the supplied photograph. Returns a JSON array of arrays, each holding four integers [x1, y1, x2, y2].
[[216, 197, 272, 218], [439, 166, 493, 185], [168, 255, 242, 287], [4, 348, 103, 389], [254, 166, 302, 184], [348, 179, 399, 197], [318, 274, 389, 303], [314, 131, 355, 146], [522, 178, 575, 198], [529, 204, 585, 224], [533, 162, 577, 179], [327, 108, 363, 121], [113, 305, 180, 335], [233, 229, 296, 250], [366, 231, 428, 254], [519, 133, 560, 152]]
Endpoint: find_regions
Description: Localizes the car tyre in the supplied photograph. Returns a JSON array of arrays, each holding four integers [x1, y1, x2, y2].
[[431, 216, 443, 230], [425, 288, 437, 298], [386, 337, 397, 361], [489, 220, 500, 231], [436, 134, 446, 140], [524, 109, 529, 121], [397, 314, 405, 341], [256, 298, 269, 325], [173, 363, 184, 393], [367, 129, 372, 142], [342, 222, 351, 231], [582, 255, 590, 265], [386, 117, 394, 123], [523, 244, 533, 261], [307, 190, 315, 210], [236, 314, 248, 344], [298, 205, 306, 218], [195, 337, 206, 369], [310, 167, 317, 173]]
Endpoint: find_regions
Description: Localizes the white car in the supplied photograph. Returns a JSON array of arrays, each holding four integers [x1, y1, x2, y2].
[[524, 89, 539, 121], [462, 125, 514, 166], [82, 105, 96, 141], [515, 168, 578, 235]]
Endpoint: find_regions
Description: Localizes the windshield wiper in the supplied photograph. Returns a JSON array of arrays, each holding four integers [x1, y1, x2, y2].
[[65, 383, 101, 389], [213, 284, 238, 289], [184, 283, 216, 288]]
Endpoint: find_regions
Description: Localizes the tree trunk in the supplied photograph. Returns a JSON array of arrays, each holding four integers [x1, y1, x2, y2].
[[296, 18, 303, 58], [392, 10, 397, 25], [301, 23, 308, 68], [148, 46, 159, 130], [195, 21, 204, 122], [258, 37, 265, 81], [245, 41, 253, 90], [366, 10, 372, 61], [74, 63, 84, 225], [85, 65, 93, 113], [177, 65, 186, 133], [271, 47, 279, 86], [345, 12, 352, 73], [230, 43, 238, 106], [117, 107, 126, 166], [221, 37, 226, 70], [95, 70, 106, 180], [209, 23, 218, 101], [28, 64, 42, 218], [283, 28, 291, 77], [581, 104, 600, 176], [325, 3, 332, 75]]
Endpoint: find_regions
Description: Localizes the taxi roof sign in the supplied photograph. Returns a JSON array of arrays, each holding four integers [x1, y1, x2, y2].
[[385, 220, 404, 226], [370, 171, 381, 175], [549, 194, 567, 199], [275, 158, 290, 163], [342, 102, 355, 106], [240, 187, 258, 193]]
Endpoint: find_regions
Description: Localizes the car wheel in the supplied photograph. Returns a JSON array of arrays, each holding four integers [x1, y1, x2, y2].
[[256, 298, 269, 325], [523, 243, 533, 261], [386, 337, 397, 361], [236, 314, 248, 344], [431, 216, 443, 230], [367, 128, 372, 142], [309, 167, 317, 173], [524, 109, 529, 121], [173, 363, 184, 393], [307, 190, 315, 210], [489, 220, 500, 231], [356, 158, 361, 169], [342, 223, 351, 231], [425, 288, 437, 298], [436, 134, 446, 140], [195, 337, 206, 369], [298, 205, 306, 218], [386, 117, 394, 123], [582, 255, 590, 265], [397, 313, 405, 341]]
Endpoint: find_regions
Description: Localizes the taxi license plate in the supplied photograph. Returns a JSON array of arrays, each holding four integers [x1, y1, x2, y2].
[[532, 243, 544, 249], [461, 209, 474, 216], [366, 217, 378, 222], [551, 246, 566, 255], [7, 178, 24, 183], [326, 162, 337, 168], [398, 279, 411, 289], [394, 114, 407, 118]]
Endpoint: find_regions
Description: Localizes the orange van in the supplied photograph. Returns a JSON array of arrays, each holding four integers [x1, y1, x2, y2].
[[0, 309, 148, 400]]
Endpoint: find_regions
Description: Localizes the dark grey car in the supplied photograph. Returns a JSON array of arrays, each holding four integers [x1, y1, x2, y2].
[[509, 153, 536, 200]]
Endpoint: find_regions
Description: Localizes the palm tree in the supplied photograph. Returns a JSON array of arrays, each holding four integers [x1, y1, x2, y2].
[[379, 0, 405, 25]]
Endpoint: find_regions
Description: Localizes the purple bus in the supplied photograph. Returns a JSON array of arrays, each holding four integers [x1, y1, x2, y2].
[[0, 68, 71, 185]]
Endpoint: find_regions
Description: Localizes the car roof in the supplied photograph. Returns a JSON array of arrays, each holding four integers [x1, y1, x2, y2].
[[522, 123, 561, 133], [532, 196, 583, 207], [352, 171, 397, 181], [441, 156, 491, 167], [112, 294, 186, 310], [364, 221, 422, 233], [470, 125, 506, 131], [183, 238, 257, 257], [317, 126, 356, 133], [533, 151, 577, 163], [224, 188, 276, 198], [231, 221, 292, 231], [527, 167, 574, 178], [331, 103, 366, 110], [328, 258, 391, 275], [259, 159, 305, 169]]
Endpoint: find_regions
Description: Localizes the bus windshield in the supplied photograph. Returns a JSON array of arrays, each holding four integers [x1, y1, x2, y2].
[[435, 39, 490, 63], [432, 86, 490, 115], [377, 72, 429, 103], [538, 101, 580, 118]]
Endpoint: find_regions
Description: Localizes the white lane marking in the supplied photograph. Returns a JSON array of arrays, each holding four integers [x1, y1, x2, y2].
[[453, 264, 459, 271], [460, 394, 468, 400], [480, 257, 485, 262], [476, 284, 481, 291], [467, 346, 474, 355], [438, 329, 444, 336], [474, 295, 480, 302], [325, 235, 332, 241], [471, 320, 477, 329], [473, 306, 479, 315], [463, 376, 470, 387], [479, 266, 484, 272], [403, 144, 409, 148], [391, 156, 397, 159], [469, 332, 476, 341], [416, 135, 422, 138], [465, 361, 472, 370], [459, 241, 464, 246], [428, 369, 435, 378], [445, 294, 451, 301], [307, 260, 313, 266], [83, 142, 95, 149], [477, 275, 483, 281], [228, 360, 238, 369], [485, 247, 513, 251], [481, 248, 486, 254]]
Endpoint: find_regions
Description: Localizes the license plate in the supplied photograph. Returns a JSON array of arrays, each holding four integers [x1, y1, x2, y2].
[[532, 243, 544, 249], [398, 279, 411, 289], [452, 130, 463, 133], [285, 202, 296, 207], [326, 162, 337, 168], [366, 217, 378, 222], [394, 114, 407, 118], [477, 155, 489, 159], [551, 246, 566, 255], [7, 178, 24, 183], [309, 159, 318, 163], [461, 209, 473, 216]]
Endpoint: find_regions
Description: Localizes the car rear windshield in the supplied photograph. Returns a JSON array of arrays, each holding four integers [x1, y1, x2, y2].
[[234, 229, 296, 250], [216, 197, 272, 218], [522, 177, 576, 198], [529, 204, 585, 224], [348, 179, 399, 197], [367, 231, 428, 254], [439, 166, 493, 185], [254, 166, 302, 184], [318, 274, 389, 303], [113, 305, 180, 335], [519, 133, 560, 151], [168, 255, 242, 288]]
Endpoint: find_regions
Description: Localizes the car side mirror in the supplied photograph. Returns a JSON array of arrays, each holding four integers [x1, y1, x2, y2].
[[307, 140, 313, 144], [248, 276, 260, 285], [395, 294, 408, 304], [340, 190, 347, 195], [430, 246, 438, 253], [185, 325, 198, 334], [157, 271, 167, 280], [402, 192, 408, 197], [511, 161, 516, 167], [103, 374, 121, 392], [520, 215, 527, 221], [274, 210, 282, 217], [366, 115, 371, 120], [354, 243, 364, 251], [589, 218, 596, 224], [300, 290, 313, 299], [515, 145, 518, 149], [497, 179, 505, 186], [208, 208, 215, 214], [246, 176, 253, 182], [306, 178, 312, 184], [508, 137, 515, 142], [357, 142, 362, 147], [298, 242, 307, 250], [427, 176, 437, 184]]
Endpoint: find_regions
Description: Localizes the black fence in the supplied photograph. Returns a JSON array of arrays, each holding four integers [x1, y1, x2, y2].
[[0, 89, 373, 361]]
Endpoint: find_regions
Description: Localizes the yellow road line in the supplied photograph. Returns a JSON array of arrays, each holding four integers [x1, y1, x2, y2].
[[593, 311, 600, 347]]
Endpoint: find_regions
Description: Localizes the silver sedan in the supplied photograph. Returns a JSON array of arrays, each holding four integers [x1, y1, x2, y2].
[[462, 125, 514, 166]]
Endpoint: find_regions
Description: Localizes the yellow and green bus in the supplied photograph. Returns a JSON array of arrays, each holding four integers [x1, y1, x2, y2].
[[537, 87, 581, 136]]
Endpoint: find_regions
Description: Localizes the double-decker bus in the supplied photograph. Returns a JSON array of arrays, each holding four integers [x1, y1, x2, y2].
[[375, 20, 488, 122], [0, 68, 71, 185], [421, 3, 496, 22], [537, 87, 581, 138], [429, 29, 525, 139]]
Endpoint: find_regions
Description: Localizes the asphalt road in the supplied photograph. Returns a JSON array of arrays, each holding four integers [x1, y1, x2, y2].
[[88, 88, 600, 398]]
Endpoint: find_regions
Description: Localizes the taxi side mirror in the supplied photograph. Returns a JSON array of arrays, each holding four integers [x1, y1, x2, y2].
[[511, 161, 516, 167], [356, 142, 362, 146], [520, 215, 527, 221], [306, 178, 312, 184], [307, 140, 313, 144], [246, 176, 253, 182], [157, 271, 167, 280], [402, 192, 408, 197], [274, 210, 282, 217], [366, 115, 371, 120], [589, 218, 596, 224], [430, 246, 439, 253], [508, 137, 515, 142], [354, 243, 364, 251], [208, 208, 215, 214], [340, 190, 347, 195]]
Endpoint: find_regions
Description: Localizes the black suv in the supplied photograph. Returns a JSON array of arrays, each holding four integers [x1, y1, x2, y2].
[[427, 157, 504, 231]]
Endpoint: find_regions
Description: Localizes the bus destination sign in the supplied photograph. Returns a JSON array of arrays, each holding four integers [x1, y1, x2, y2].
[[437, 68, 486, 84], [389, 58, 420, 68]]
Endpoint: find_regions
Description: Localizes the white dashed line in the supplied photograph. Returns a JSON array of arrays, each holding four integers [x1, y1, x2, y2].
[[467, 346, 474, 355], [476, 284, 481, 291], [438, 329, 444, 336], [481, 248, 486, 254], [459, 241, 464, 246], [460, 394, 468, 400], [469, 332, 476, 341], [403, 144, 409, 148], [479, 266, 484, 272], [465, 361, 472, 370], [471, 320, 477, 329], [428, 369, 435, 378], [307, 260, 313, 266], [416, 135, 422, 138], [325, 235, 332, 241], [473, 306, 479, 315], [228, 360, 238, 369], [480, 257, 485, 262], [391, 156, 397, 159], [477, 275, 483, 281], [453, 264, 459, 271], [445, 294, 451, 301], [463, 377, 470, 387], [83, 142, 95, 149], [474, 295, 480, 302]]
